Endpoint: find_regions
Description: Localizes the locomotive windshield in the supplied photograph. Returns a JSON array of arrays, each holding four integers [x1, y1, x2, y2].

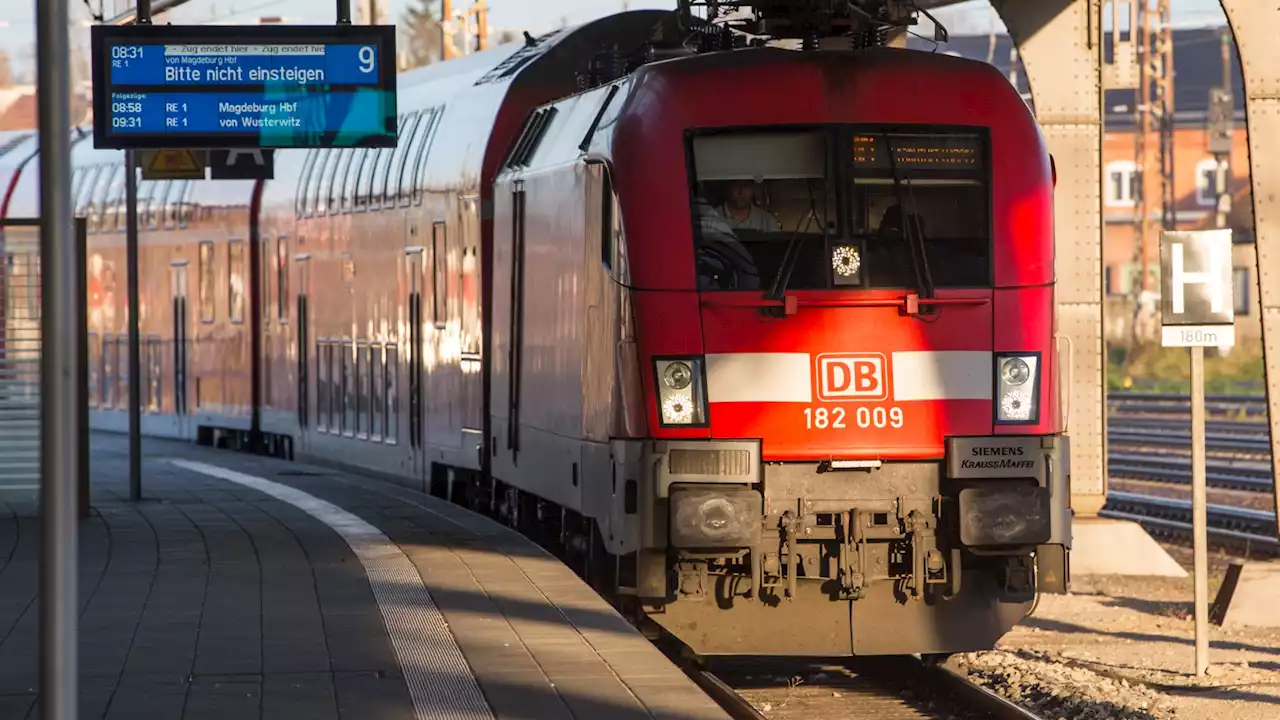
[[688, 126, 991, 292]]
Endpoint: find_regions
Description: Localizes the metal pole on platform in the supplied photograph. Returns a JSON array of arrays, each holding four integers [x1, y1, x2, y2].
[[337, 0, 352, 24], [1190, 345, 1210, 676], [125, 2, 152, 504], [36, 0, 81, 715]]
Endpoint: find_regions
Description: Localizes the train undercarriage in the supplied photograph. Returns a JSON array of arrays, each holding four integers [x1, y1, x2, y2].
[[404, 432, 1073, 658]]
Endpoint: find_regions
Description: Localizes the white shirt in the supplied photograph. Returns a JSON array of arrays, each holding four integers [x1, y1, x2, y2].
[[720, 204, 781, 232]]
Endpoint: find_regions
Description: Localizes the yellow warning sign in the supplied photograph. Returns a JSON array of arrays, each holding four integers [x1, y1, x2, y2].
[[140, 149, 206, 180]]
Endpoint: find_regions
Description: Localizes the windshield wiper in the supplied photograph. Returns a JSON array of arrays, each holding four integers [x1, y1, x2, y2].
[[766, 190, 821, 301], [885, 136, 936, 304]]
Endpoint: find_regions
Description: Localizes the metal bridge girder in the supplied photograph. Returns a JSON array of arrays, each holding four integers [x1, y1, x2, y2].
[[992, 0, 1107, 516], [1219, 0, 1280, 525]]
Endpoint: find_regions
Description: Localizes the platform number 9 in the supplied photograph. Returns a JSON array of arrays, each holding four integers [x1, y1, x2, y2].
[[358, 46, 376, 73]]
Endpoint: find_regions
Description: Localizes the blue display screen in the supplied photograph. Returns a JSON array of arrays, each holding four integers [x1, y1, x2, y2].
[[91, 25, 397, 150]]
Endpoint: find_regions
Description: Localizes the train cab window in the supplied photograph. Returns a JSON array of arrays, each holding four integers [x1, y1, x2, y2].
[[689, 127, 991, 291], [690, 130, 833, 291], [384, 344, 398, 444], [850, 133, 990, 288], [198, 240, 215, 323], [228, 239, 246, 324], [389, 113, 422, 205]]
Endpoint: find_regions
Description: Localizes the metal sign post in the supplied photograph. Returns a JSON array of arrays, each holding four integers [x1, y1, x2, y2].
[[1160, 228, 1235, 677], [124, 0, 154, 503], [37, 0, 82, 716]]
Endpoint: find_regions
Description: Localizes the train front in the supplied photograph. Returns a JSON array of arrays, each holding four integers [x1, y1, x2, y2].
[[611, 48, 1071, 657]]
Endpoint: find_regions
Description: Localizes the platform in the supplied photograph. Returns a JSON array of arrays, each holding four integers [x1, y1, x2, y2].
[[0, 433, 728, 720]]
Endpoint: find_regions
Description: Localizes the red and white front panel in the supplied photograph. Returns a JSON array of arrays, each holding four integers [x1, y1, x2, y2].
[[704, 350, 994, 460]]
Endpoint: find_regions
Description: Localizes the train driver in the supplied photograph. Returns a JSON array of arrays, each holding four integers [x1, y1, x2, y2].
[[719, 179, 781, 232]]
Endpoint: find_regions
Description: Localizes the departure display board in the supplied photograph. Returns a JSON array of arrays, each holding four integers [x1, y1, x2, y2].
[[91, 24, 397, 150], [852, 133, 983, 171]]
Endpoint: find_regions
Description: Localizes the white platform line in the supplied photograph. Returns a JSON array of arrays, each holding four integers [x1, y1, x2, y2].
[[171, 459, 495, 720]]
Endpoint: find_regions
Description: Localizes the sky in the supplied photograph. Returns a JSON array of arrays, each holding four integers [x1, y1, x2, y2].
[[0, 0, 1233, 81]]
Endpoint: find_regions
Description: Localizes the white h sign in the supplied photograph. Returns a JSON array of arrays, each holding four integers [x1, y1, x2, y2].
[[1160, 229, 1235, 348]]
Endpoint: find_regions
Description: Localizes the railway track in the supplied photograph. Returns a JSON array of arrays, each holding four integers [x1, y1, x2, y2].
[[688, 656, 1044, 720], [1101, 490, 1279, 556]]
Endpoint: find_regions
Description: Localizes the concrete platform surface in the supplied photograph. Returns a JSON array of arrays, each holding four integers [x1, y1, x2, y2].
[[1069, 517, 1189, 578], [0, 433, 728, 720]]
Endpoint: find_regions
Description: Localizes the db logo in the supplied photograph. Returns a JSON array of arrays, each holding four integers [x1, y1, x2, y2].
[[816, 353, 889, 402]]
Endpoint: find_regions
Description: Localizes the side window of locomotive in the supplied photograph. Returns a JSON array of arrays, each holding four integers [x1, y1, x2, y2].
[[689, 130, 833, 291], [850, 132, 990, 288]]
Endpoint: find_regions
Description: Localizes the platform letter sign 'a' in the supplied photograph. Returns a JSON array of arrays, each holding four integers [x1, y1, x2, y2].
[[1160, 229, 1235, 348]]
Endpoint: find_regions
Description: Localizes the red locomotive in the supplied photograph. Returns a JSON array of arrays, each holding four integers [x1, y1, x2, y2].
[[3, 7, 1071, 657]]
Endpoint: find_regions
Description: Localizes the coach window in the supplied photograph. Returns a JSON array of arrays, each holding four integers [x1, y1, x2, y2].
[[371, 343, 384, 441], [384, 344, 398, 444], [74, 165, 100, 221], [261, 239, 273, 324], [104, 164, 127, 232], [309, 150, 334, 216], [162, 180, 181, 229], [228, 239, 246, 324], [198, 241, 215, 323], [389, 112, 422, 205], [342, 340, 356, 436], [296, 149, 320, 218], [354, 147, 378, 211], [177, 180, 195, 228], [356, 341, 369, 439], [380, 113, 413, 204], [89, 165, 116, 233], [316, 340, 330, 432], [368, 144, 395, 209], [276, 237, 289, 322], [411, 109, 440, 204], [432, 221, 447, 323], [326, 149, 353, 216], [341, 149, 365, 213]]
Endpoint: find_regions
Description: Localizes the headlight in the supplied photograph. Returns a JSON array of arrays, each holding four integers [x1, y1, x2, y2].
[[1001, 357, 1030, 385], [995, 353, 1039, 424], [830, 243, 863, 286], [655, 357, 707, 426]]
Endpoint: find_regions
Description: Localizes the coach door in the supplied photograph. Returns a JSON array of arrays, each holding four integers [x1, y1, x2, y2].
[[405, 244, 427, 485], [295, 254, 311, 442], [170, 261, 190, 438]]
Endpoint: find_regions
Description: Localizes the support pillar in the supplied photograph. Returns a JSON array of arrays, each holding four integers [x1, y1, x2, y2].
[[992, 0, 1106, 518], [1220, 0, 1280, 538]]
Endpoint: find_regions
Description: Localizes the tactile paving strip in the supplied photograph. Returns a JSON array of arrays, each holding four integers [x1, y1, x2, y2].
[[172, 459, 496, 720]]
